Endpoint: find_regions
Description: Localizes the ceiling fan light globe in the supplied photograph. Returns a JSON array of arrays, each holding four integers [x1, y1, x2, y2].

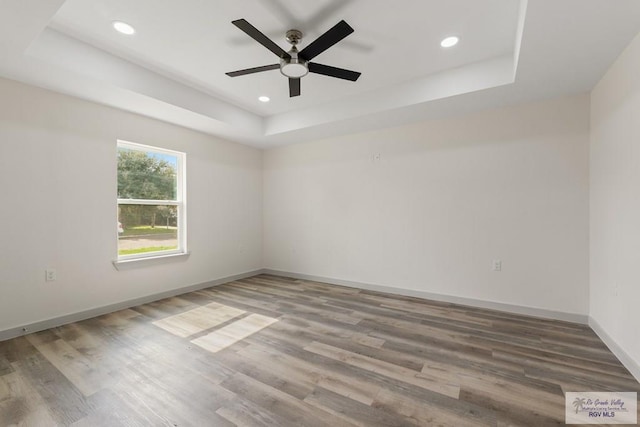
[[281, 62, 308, 78]]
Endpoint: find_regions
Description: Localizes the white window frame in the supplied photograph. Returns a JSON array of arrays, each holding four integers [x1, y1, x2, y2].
[[116, 140, 187, 262]]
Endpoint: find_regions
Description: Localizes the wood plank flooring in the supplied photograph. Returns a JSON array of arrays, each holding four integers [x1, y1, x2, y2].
[[1, 274, 639, 426]]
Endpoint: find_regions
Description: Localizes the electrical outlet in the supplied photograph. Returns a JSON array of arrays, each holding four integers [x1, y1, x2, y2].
[[45, 269, 57, 282], [492, 260, 502, 272]]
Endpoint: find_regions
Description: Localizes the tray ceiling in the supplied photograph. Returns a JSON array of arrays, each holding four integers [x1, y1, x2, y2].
[[1, 0, 640, 146]]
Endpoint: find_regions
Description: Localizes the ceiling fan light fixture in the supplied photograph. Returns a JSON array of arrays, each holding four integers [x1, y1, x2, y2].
[[440, 36, 459, 48], [280, 47, 308, 78], [280, 61, 308, 78], [112, 21, 136, 35]]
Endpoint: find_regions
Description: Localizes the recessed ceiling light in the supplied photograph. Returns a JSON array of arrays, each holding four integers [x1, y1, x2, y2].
[[258, 96, 270, 103], [440, 36, 459, 48], [112, 21, 136, 35]]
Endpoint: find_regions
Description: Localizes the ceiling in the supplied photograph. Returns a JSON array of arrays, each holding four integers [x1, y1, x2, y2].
[[1, 0, 640, 147]]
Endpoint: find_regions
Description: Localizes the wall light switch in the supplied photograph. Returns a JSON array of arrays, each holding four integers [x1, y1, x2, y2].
[[45, 269, 57, 282]]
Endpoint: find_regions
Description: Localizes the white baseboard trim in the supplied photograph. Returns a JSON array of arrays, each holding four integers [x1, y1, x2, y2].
[[589, 316, 640, 383], [262, 269, 589, 325], [0, 269, 263, 343]]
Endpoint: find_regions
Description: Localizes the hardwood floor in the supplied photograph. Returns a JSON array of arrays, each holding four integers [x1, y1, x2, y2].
[[1, 274, 639, 426]]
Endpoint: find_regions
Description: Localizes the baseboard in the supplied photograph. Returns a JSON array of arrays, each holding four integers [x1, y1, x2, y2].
[[0, 269, 263, 343], [589, 316, 640, 383], [262, 269, 589, 324]]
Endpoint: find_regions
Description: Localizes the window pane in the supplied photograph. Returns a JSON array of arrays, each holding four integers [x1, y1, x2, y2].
[[117, 147, 178, 200], [118, 205, 178, 256]]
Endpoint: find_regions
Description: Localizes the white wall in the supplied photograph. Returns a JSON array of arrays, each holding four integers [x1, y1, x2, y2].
[[590, 31, 640, 378], [0, 77, 263, 333], [5, 52, 640, 378], [264, 94, 590, 317]]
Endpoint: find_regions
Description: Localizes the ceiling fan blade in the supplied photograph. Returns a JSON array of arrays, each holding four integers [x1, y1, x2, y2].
[[226, 64, 280, 77], [289, 78, 301, 97], [232, 19, 291, 59], [299, 20, 354, 61], [308, 62, 361, 81]]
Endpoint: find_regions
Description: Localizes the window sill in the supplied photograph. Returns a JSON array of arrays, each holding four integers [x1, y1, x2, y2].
[[112, 252, 190, 271]]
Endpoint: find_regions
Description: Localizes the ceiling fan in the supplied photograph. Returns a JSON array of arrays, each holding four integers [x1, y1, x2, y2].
[[226, 19, 361, 97]]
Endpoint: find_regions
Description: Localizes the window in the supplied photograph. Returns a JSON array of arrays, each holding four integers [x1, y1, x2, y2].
[[117, 140, 186, 260]]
